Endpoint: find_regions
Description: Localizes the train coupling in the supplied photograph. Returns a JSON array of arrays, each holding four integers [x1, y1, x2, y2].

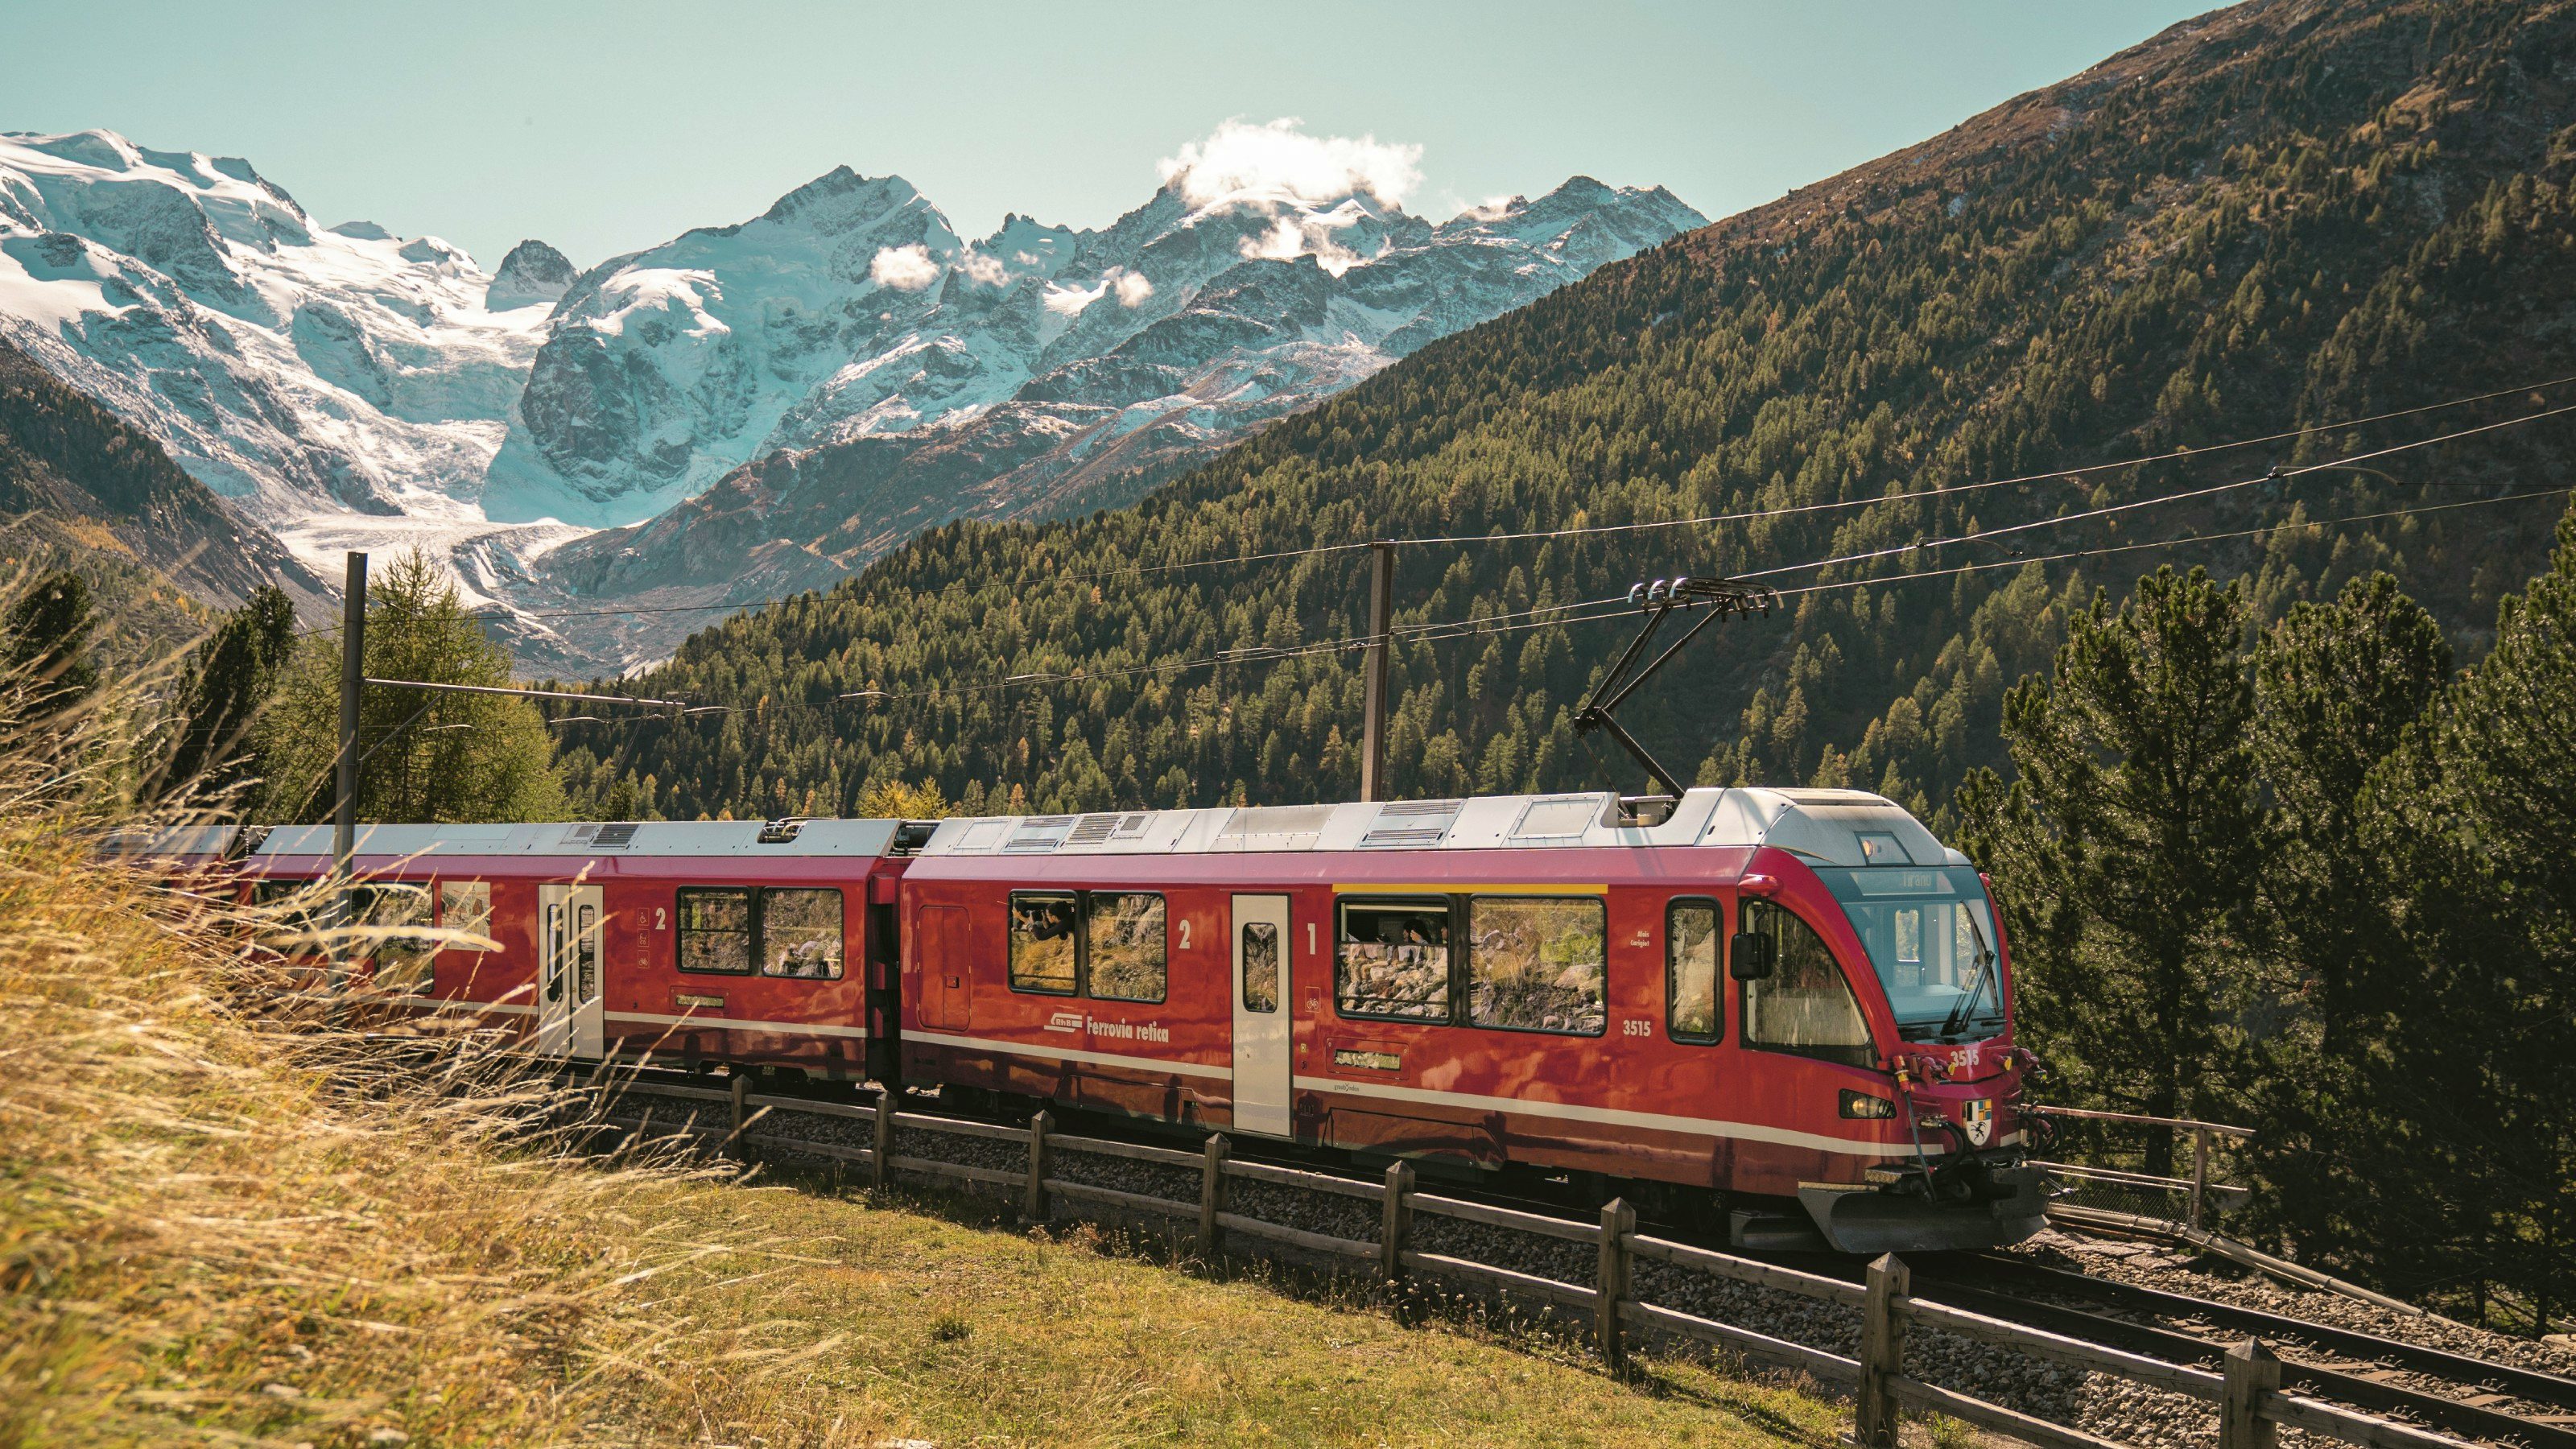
[[1798, 1150, 2049, 1253]]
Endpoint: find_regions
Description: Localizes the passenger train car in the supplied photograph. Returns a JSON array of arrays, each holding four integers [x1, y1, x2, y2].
[[180, 786, 2046, 1253]]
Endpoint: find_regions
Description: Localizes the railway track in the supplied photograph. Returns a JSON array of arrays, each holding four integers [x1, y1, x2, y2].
[[605, 1070, 2570, 1448], [1902, 1261, 2576, 1449]]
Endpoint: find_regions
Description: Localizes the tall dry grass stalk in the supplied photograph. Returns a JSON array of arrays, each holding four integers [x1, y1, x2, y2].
[[0, 625, 880, 1447]]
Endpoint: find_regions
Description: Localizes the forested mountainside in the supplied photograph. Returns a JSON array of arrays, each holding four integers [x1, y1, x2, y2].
[[0, 339, 326, 663], [563, 0, 2576, 827]]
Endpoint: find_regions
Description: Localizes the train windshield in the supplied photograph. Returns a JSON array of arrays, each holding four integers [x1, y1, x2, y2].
[[1811, 865, 2005, 1043]]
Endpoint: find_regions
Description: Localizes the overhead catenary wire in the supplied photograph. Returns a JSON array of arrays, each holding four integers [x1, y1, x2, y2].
[[814, 481, 2574, 714]]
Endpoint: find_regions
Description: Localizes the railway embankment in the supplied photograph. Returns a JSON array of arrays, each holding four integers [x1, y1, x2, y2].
[[0, 808, 1845, 1445]]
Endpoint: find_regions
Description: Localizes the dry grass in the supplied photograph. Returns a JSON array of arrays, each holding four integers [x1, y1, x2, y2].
[[0, 679, 1842, 1447]]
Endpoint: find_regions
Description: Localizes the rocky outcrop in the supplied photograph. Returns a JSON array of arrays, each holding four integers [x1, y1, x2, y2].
[[484, 239, 575, 311]]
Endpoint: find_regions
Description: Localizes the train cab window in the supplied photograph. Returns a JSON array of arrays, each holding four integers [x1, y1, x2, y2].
[[1465, 896, 1607, 1035], [1666, 898, 1724, 1043], [1241, 922, 1280, 1013], [1739, 899, 1873, 1067], [1085, 892, 1166, 1003], [1009, 891, 1080, 995], [1335, 898, 1451, 1022], [677, 887, 755, 974], [760, 888, 844, 979], [440, 881, 493, 952]]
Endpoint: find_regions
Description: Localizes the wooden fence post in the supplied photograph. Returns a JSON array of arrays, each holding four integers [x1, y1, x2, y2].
[[728, 1073, 749, 1163], [2221, 1338, 2280, 1449], [1023, 1108, 1052, 1226], [1856, 1253, 1909, 1449], [1381, 1161, 1415, 1300], [2191, 1127, 2211, 1230], [1596, 1197, 1635, 1375], [1198, 1134, 1229, 1260], [871, 1084, 894, 1191]]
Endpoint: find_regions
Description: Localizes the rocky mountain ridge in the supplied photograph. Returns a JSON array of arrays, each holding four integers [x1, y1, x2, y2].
[[0, 126, 1701, 671]]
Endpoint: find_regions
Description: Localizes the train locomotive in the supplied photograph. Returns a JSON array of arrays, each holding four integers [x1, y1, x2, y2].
[[175, 785, 2047, 1253]]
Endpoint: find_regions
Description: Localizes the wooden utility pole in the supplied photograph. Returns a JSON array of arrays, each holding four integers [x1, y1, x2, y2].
[[1359, 541, 1394, 802]]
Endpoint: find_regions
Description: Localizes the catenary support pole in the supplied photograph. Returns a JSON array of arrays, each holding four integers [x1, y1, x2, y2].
[[1359, 540, 1394, 802], [330, 551, 367, 1010]]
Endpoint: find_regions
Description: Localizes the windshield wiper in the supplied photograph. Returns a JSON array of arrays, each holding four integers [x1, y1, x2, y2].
[[1938, 919, 2000, 1040]]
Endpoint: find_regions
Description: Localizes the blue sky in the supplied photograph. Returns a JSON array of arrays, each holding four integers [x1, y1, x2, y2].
[[4, 2, 2218, 270]]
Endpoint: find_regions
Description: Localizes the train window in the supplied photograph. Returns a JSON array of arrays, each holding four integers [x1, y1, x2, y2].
[[1335, 898, 1451, 1022], [760, 888, 844, 979], [1666, 898, 1724, 1043], [1241, 922, 1280, 1013], [1740, 899, 1873, 1067], [1085, 892, 1166, 1003], [353, 882, 437, 993], [676, 887, 755, 974], [250, 879, 324, 949], [1009, 891, 1080, 995], [440, 881, 493, 952], [1465, 896, 1607, 1035]]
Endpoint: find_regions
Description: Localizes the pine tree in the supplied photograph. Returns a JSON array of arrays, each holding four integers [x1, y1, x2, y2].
[[1956, 567, 2264, 1173], [258, 552, 568, 824], [2401, 502, 2576, 1328], [2236, 572, 2450, 1277], [154, 585, 298, 807], [2, 569, 98, 716]]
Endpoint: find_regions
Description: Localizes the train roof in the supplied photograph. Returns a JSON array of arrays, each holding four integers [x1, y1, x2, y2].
[[109, 818, 911, 863], [109, 788, 1970, 873], [919, 786, 1969, 869]]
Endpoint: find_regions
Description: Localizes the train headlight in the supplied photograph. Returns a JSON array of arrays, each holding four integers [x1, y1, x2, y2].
[[1839, 1089, 1896, 1120]]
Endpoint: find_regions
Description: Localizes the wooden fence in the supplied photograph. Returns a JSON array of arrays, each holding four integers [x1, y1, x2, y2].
[[589, 1078, 2473, 1449]]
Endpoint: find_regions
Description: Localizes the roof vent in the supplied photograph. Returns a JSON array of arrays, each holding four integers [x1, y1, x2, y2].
[[1359, 798, 1463, 849], [1510, 795, 1606, 840], [890, 820, 940, 856], [1003, 815, 1079, 853], [1216, 803, 1337, 851], [568, 822, 641, 849], [756, 817, 809, 844]]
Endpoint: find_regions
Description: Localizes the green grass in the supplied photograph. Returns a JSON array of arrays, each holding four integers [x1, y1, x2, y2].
[[623, 1182, 1848, 1447]]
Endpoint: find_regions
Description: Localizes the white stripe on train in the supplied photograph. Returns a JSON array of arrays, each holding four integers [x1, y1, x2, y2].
[[903, 1028, 1927, 1158], [416, 1006, 2005, 1161]]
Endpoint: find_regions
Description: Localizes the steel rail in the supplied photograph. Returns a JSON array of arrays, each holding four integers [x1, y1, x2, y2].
[[1905, 1276, 2576, 1449], [1951, 1255, 2576, 1414]]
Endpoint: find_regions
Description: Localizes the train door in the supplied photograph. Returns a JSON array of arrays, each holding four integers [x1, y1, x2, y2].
[[1230, 894, 1292, 1137], [536, 883, 605, 1059], [918, 904, 970, 1031]]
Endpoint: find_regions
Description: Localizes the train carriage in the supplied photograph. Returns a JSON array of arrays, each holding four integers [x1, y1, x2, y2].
[[902, 786, 2044, 1252], [160, 784, 2045, 1253]]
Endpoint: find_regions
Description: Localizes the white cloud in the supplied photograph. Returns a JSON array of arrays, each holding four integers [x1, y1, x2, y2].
[[1045, 266, 1153, 317], [1158, 118, 1422, 211], [956, 250, 1009, 287], [1233, 207, 1371, 276], [869, 243, 940, 292], [1042, 278, 1106, 316]]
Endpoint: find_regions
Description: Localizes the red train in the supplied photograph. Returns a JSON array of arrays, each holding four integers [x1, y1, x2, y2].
[[166, 786, 2046, 1253]]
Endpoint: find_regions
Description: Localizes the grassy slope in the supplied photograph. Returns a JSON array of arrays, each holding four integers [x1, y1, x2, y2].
[[0, 800, 1833, 1447]]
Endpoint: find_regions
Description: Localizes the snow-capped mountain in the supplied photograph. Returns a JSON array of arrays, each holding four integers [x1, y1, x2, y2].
[[0, 125, 1703, 671]]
